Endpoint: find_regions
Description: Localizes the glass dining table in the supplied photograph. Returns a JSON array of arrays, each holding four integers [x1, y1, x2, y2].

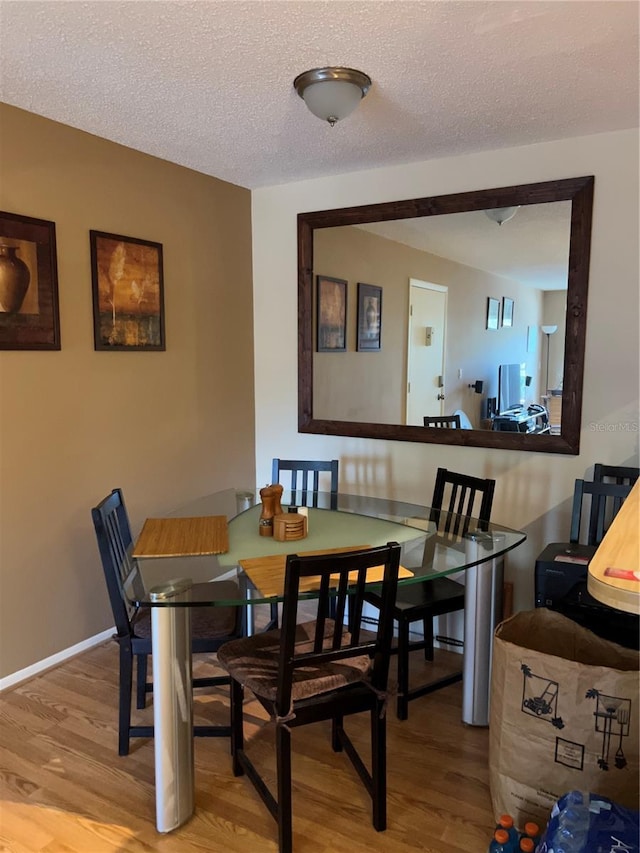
[[128, 488, 526, 833]]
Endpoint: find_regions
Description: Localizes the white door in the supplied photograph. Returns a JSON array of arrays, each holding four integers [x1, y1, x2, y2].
[[406, 279, 448, 426]]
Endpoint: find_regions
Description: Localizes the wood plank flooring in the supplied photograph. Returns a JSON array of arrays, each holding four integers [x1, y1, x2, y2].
[[0, 642, 495, 852]]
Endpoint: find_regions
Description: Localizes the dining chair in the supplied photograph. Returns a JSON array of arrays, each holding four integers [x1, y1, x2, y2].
[[217, 542, 401, 853], [569, 478, 634, 547], [534, 475, 637, 649], [364, 467, 495, 720], [593, 463, 639, 487], [91, 488, 245, 755], [423, 415, 461, 428], [269, 458, 340, 628], [271, 458, 339, 509]]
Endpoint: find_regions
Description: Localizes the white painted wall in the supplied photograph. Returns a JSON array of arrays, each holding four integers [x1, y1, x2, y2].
[[252, 129, 639, 612]]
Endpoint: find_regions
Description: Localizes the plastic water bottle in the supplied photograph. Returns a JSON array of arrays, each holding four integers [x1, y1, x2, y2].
[[496, 814, 519, 851], [518, 838, 535, 853], [551, 790, 590, 852], [488, 829, 512, 852]]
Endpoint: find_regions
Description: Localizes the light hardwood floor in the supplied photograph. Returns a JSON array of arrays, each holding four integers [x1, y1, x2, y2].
[[0, 642, 495, 852]]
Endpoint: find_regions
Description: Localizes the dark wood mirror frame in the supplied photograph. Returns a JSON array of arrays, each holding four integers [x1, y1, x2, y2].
[[298, 176, 594, 454]]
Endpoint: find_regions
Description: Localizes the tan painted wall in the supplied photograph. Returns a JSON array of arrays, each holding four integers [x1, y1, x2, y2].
[[0, 105, 256, 678]]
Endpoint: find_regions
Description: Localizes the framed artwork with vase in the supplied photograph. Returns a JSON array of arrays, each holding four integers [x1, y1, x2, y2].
[[0, 211, 61, 350]]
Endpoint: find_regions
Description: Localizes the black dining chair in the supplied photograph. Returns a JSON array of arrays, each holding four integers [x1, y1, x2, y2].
[[423, 415, 461, 428], [569, 478, 634, 547], [217, 542, 401, 853], [364, 467, 495, 720], [593, 463, 639, 488], [268, 458, 340, 627], [271, 458, 339, 509], [534, 475, 637, 649], [91, 488, 245, 755]]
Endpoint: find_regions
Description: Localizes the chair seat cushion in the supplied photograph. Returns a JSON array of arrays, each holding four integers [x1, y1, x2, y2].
[[131, 608, 152, 638], [218, 620, 372, 704], [130, 579, 239, 640], [192, 580, 240, 638]]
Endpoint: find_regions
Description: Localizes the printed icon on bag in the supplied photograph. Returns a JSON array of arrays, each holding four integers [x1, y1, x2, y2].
[[520, 664, 564, 728], [586, 690, 632, 771]]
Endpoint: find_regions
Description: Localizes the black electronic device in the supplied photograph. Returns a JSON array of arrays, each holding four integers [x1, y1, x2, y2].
[[535, 542, 639, 650], [498, 363, 524, 414]]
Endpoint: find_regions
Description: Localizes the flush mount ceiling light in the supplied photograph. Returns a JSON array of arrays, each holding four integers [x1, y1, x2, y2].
[[485, 206, 520, 226], [293, 67, 372, 127]]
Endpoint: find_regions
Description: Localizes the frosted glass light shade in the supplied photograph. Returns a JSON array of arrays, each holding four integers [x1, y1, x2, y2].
[[485, 206, 520, 225], [303, 80, 364, 124], [541, 325, 558, 335], [294, 67, 371, 126]]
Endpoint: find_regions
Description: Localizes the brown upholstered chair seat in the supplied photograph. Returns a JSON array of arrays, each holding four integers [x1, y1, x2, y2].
[[130, 580, 239, 640], [218, 619, 372, 704]]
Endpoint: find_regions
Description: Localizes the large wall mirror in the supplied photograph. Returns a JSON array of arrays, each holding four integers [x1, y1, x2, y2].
[[298, 176, 594, 454]]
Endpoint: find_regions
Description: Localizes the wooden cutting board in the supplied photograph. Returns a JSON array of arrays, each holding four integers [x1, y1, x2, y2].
[[239, 544, 413, 598], [132, 515, 229, 558]]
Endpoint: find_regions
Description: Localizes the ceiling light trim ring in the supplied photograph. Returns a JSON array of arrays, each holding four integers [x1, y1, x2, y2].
[[293, 67, 372, 99]]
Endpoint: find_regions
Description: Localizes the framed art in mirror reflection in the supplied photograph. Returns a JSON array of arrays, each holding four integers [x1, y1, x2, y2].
[[316, 274, 347, 352], [502, 297, 514, 328], [487, 297, 500, 331], [357, 282, 382, 351]]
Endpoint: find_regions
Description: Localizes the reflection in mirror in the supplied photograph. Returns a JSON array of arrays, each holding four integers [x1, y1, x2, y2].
[[298, 178, 594, 454]]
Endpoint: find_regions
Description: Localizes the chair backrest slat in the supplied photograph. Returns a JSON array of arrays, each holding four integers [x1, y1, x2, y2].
[[272, 458, 339, 509], [275, 543, 401, 717]]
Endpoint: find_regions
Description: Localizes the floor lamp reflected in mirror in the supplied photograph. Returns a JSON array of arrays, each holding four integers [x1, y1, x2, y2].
[[541, 324, 558, 393]]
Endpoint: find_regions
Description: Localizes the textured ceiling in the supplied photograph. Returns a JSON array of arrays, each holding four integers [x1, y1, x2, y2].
[[1, 1, 638, 190]]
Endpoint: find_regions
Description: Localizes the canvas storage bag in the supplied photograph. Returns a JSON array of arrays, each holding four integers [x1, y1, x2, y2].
[[489, 608, 639, 829]]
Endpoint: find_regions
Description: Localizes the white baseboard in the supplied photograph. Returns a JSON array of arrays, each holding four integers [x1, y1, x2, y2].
[[0, 627, 115, 692]]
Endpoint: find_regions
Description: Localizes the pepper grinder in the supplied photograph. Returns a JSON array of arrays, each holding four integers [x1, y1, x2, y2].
[[259, 484, 280, 536], [272, 483, 283, 517]]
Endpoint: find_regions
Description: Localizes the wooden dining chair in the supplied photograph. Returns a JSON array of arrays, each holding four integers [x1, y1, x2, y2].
[[364, 467, 495, 720], [91, 488, 245, 755], [593, 463, 639, 487], [569, 478, 634, 547], [268, 458, 340, 627], [217, 542, 401, 853], [271, 458, 339, 509], [423, 415, 461, 428]]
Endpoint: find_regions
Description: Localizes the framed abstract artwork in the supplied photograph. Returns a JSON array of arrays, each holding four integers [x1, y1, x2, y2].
[[357, 282, 382, 351], [316, 274, 347, 352], [90, 230, 165, 351], [502, 297, 514, 327], [487, 297, 500, 331], [0, 211, 60, 350]]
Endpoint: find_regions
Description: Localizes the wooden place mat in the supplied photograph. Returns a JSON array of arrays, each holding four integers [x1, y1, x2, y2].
[[239, 544, 413, 598], [132, 515, 229, 558]]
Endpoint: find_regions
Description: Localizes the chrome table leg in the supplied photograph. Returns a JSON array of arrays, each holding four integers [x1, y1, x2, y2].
[[462, 534, 505, 726], [150, 579, 194, 832]]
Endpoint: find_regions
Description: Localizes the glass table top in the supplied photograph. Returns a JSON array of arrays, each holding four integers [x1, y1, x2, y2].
[[126, 488, 526, 607]]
